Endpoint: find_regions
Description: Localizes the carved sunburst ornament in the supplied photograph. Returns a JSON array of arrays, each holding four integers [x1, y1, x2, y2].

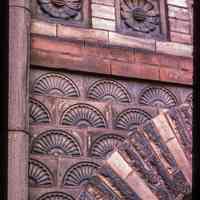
[[37, 0, 82, 19], [121, 0, 160, 33]]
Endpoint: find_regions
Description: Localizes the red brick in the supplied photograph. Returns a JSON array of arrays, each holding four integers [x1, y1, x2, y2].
[[178, 58, 193, 72], [31, 49, 110, 75], [168, 5, 189, 20], [169, 18, 190, 34], [170, 32, 192, 44], [84, 43, 134, 63], [135, 50, 180, 69], [31, 36, 84, 56], [160, 67, 193, 85], [111, 61, 159, 81], [134, 51, 160, 66], [158, 54, 180, 69]]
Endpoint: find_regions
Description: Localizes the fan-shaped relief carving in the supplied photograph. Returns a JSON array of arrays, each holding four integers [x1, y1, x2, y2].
[[90, 134, 125, 159], [29, 98, 50, 124], [29, 159, 54, 186], [37, 192, 75, 200], [115, 108, 152, 131], [61, 103, 108, 128], [87, 79, 131, 103], [37, 0, 82, 20], [185, 93, 192, 106], [63, 162, 100, 186], [31, 130, 81, 156], [32, 73, 80, 97], [138, 87, 178, 108], [120, 0, 160, 33]]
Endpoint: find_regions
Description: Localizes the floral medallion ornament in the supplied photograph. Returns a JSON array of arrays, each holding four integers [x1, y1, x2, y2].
[[119, 0, 163, 37], [37, 0, 82, 20]]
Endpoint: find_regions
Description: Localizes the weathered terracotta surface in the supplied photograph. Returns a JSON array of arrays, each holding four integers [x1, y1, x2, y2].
[[83, 104, 192, 200], [28, 68, 192, 200]]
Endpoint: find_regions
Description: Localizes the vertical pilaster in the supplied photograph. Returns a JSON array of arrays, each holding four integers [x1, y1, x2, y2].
[[8, 0, 30, 199]]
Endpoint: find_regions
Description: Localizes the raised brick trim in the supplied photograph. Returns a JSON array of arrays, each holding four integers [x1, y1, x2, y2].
[[31, 35, 193, 85], [31, 19, 193, 58]]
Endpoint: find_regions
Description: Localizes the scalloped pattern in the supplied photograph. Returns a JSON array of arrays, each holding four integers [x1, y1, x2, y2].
[[90, 134, 125, 159], [139, 87, 177, 108], [29, 159, 54, 186], [31, 130, 81, 156], [63, 162, 99, 186], [87, 79, 131, 103], [115, 108, 152, 131], [29, 98, 50, 124], [61, 103, 107, 128], [32, 73, 80, 97]]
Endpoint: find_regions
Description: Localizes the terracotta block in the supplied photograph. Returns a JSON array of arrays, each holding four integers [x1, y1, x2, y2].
[[31, 36, 84, 56], [8, 131, 29, 200], [109, 32, 156, 51], [156, 41, 193, 57], [169, 18, 190, 34], [160, 67, 193, 85], [111, 61, 159, 81], [152, 113, 176, 143], [170, 31, 192, 45], [167, 0, 188, 8], [31, 20, 56, 37], [92, 17, 115, 31], [168, 5, 189, 20], [126, 172, 158, 200], [9, 7, 30, 130], [92, 0, 114, 6], [179, 57, 193, 72], [57, 25, 109, 44], [91, 4, 115, 20], [167, 139, 192, 185], [31, 49, 111, 75], [106, 151, 132, 180], [153, 114, 192, 185]]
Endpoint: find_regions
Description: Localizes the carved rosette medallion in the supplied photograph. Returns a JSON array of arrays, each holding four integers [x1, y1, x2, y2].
[[37, 0, 82, 20], [118, 0, 165, 38]]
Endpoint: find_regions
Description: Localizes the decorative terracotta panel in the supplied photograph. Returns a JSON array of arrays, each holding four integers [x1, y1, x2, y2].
[[29, 67, 192, 199], [32, 0, 90, 27], [116, 0, 168, 40]]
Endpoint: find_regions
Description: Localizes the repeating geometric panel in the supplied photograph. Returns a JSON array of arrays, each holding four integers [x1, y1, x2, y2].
[[87, 79, 131, 103], [36, 192, 75, 200], [62, 161, 100, 187], [29, 98, 51, 124], [60, 103, 108, 128], [31, 129, 81, 157], [29, 159, 54, 187], [89, 134, 125, 159], [32, 73, 80, 97], [138, 87, 178, 108], [29, 68, 192, 200], [115, 108, 153, 131]]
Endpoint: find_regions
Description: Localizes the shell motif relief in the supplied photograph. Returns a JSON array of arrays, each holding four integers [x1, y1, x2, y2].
[[121, 0, 160, 33], [37, 0, 82, 20]]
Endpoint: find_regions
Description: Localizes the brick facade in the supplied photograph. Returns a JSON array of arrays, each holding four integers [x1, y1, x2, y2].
[[8, 0, 193, 199]]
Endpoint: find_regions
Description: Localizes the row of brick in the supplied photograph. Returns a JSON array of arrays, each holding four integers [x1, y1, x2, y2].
[[31, 19, 193, 58], [31, 35, 193, 85]]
